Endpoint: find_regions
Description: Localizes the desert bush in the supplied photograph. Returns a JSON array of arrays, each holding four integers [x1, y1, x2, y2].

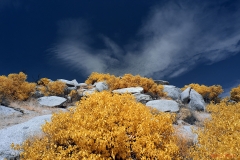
[[189, 100, 240, 159], [37, 78, 66, 96], [37, 78, 51, 86], [85, 72, 166, 97], [15, 91, 181, 159], [0, 72, 36, 101], [230, 85, 240, 102], [182, 83, 223, 103]]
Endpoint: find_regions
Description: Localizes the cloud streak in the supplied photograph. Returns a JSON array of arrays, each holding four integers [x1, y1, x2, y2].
[[51, 0, 240, 79]]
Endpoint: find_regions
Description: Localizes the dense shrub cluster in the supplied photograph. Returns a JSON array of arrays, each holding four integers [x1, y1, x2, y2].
[[182, 83, 223, 103], [189, 100, 240, 159], [85, 72, 166, 97], [16, 91, 180, 159], [230, 85, 240, 102], [0, 72, 36, 101], [37, 78, 66, 96]]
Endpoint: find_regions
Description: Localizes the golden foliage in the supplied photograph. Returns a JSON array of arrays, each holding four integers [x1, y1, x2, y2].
[[16, 91, 180, 159], [189, 100, 240, 159], [37, 78, 51, 86], [0, 72, 36, 101], [37, 79, 66, 96], [182, 83, 223, 103], [230, 85, 240, 102], [85, 72, 166, 97]]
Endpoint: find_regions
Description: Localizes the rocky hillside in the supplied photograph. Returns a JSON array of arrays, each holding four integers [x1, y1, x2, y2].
[[0, 72, 239, 159]]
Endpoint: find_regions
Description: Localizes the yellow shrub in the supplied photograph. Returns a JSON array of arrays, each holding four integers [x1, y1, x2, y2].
[[85, 72, 166, 97], [37, 78, 51, 86], [16, 91, 180, 159], [47, 81, 66, 96], [182, 83, 223, 103], [85, 72, 120, 90], [37, 80, 66, 96], [0, 72, 36, 101], [189, 100, 240, 159], [230, 85, 240, 102]]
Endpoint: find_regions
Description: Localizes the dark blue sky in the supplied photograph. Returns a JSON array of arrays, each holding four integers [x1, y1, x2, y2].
[[1, 0, 240, 96]]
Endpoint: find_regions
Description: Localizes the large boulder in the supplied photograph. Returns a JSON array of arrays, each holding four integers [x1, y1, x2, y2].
[[94, 82, 109, 92], [112, 87, 143, 94], [0, 115, 52, 160], [133, 93, 152, 102], [163, 85, 182, 100], [189, 89, 206, 111], [37, 96, 67, 107], [146, 100, 179, 112], [181, 87, 191, 103]]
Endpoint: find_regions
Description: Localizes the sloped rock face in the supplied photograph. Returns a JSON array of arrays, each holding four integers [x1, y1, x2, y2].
[[189, 89, 206, 111], [37, 96, 67, 107], [0, 115, 52, 160], [163, 85, 182, 100], [146, 100, 179, 112]]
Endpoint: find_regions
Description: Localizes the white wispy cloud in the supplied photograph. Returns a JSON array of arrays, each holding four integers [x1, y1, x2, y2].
[[51, 0, 240, 78]]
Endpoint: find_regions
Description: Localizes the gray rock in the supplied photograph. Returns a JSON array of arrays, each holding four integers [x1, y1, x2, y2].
[[95, 82, 108, 92], [189, 89, 206, 111], [174, 125, 198, 144], [0, 115, 52, 160], [57, 79, 79, 87], [0, 106, 22, 117], [112, 87, 143, 94], [133, 93, 152, 102], [146, 100, 179, 112], [181, 87, 191, 103], [154, 80, 169, 85], [163, 85, 182, 100], [83, 88, 97, 96], [67, 86, 77, 91], [37, 96, 67, 107]]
